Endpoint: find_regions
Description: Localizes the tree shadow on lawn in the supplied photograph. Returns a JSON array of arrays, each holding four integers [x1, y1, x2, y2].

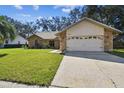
[[0, 54, 8, 58]]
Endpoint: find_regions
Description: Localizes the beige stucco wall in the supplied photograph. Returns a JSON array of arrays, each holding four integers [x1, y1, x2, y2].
[[67, 20, 104, 36]]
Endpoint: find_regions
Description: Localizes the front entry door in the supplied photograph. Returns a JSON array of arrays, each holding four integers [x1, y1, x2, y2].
[[49, 40, 54, 48]]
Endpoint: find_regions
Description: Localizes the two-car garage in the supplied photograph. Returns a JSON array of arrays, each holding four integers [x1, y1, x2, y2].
[[66, 35, 104, 51]]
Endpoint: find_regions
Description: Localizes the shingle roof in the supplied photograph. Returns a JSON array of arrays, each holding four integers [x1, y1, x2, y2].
[[56, 17, 123, 35], [30, 31, 59, 39]]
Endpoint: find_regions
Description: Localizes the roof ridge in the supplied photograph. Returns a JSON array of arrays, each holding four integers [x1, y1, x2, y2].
[[56, 17, 122, 35], [36, 31, 59, 33]]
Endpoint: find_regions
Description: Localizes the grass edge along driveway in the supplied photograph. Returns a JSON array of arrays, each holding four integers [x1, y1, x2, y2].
[[108, 49, 124, 58], [0, 48, 63, 87]]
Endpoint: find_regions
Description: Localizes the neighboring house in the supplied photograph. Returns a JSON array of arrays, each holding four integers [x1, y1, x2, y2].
[[56, 17, 122, 52], [27, 32, 59, 49], [4, 35, 27, 47]]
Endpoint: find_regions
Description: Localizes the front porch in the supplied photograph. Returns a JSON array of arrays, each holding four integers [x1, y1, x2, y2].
[[28, 35, 59, 49]]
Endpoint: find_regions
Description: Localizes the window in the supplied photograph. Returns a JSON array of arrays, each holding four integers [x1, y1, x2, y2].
[[18, 41, 20, 44], [76, 37, 79, 39], [72, 37, 74, 39], [49, 40, 54, 47], [93, 36, 97, 39], [5, 40, 8, 44], [69, 36, 104, 40], [80, 37, 83, 39], [85, 37, 88, 39], [89, 36, 92, 39]]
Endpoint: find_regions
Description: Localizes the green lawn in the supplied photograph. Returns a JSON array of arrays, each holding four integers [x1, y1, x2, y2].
[[109, 49, 124, 58], [0, 48, 63, 87]]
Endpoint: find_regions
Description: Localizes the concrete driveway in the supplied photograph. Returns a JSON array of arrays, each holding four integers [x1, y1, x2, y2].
[[51, 52, 124, 88]]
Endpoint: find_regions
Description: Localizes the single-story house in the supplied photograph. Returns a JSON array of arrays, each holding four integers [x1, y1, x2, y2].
[[4, 35, 27, 48], [27, 32, 59, 49], [56, 17, 122, 52]]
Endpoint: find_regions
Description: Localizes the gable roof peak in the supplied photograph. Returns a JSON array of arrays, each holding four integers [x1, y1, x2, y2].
[[28, 31, 59, 39], [56, 17, 122, 35]]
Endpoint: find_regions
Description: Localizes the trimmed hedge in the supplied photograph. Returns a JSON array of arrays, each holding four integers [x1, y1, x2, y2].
[[113, 41, 124, 49], [4, 44, 28, 48]]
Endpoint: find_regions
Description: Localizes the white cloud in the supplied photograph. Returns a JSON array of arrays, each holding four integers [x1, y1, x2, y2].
[[36, 16, 53, 20], [33, 5, 39, 10], [62, 8, 72, 13], [20, 14, 31, 17], [53, 5, 60, 9], [37, 16, 43, 19], [48, 16, 53, 20], [54, 5, 76, 9], [53, 5, 78, 13], [14, 5, 23, 10]]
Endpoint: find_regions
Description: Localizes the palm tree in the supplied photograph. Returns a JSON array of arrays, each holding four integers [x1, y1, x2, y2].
[[0, 16, 16, 43]]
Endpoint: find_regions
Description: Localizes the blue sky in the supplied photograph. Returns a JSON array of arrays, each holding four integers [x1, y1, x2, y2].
[[0, 5, 79, 22]]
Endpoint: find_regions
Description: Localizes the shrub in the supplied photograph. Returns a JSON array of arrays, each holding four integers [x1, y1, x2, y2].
[[113, 41, 124, 49], [22, 44, 28, 49], [4, 44, 25, 48]]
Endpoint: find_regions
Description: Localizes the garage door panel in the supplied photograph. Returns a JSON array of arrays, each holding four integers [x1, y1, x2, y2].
[[67, 36, 104, 51]]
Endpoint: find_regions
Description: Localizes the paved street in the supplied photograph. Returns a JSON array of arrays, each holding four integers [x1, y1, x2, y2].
[[0, 81, 41, 88]]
